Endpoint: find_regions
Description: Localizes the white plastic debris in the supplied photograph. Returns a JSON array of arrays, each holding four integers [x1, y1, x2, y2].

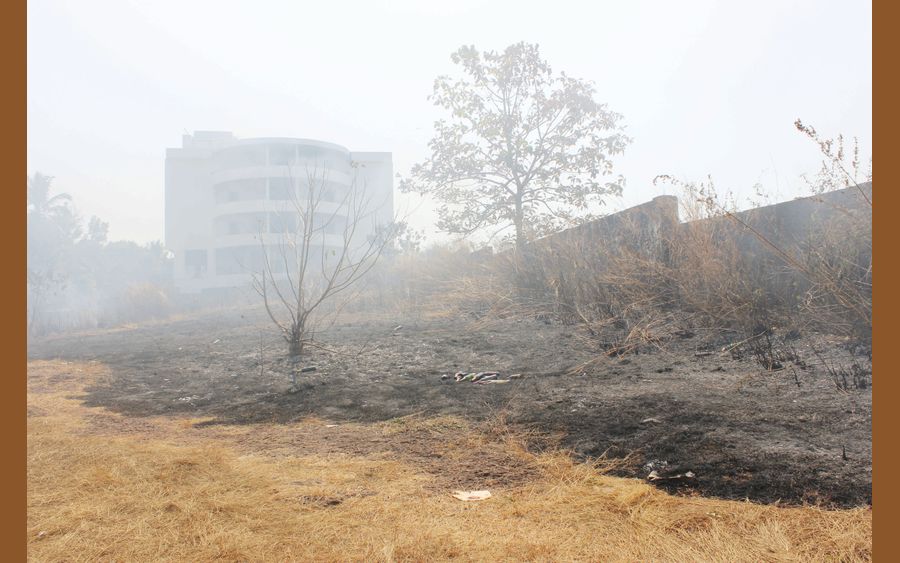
[[452, 490, 492, 501]]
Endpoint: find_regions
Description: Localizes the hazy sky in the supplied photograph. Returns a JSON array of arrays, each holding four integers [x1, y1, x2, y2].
[[27, 0, 872, 245]]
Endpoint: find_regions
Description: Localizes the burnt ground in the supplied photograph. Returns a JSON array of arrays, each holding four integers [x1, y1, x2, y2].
[[28, 307, 872, 508]]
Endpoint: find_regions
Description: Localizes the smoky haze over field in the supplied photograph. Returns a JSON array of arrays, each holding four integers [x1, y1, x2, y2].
[[27, 1, 873, 558], [27, 0, 871, 244], [26, 0, 873, 343]]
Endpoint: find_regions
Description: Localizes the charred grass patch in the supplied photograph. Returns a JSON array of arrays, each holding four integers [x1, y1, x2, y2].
[[30, 311, 872, 508]]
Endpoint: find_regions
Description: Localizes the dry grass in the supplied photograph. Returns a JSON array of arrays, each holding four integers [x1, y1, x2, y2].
[[28, 360, 871, 562], [354, 178, 871, 361]]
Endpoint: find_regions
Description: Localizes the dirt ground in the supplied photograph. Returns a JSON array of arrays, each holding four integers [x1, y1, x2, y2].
[[28, 307, 872, 508]]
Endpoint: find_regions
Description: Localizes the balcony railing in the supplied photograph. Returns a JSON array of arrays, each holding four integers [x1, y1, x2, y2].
[[209, 164, 352, 187]]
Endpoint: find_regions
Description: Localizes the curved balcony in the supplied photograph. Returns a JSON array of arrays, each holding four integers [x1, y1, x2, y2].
[[212, 232, 348, 249], [209, 165, 353, 187], [212, 199, 350, 218]]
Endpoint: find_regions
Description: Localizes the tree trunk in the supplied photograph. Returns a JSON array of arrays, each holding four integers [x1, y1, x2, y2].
[[514, 188, 526, 258], [513, 189, 536, 292], [287, 327, 304, 387], [288, 325, 304, 357], [515, 216, 525, 257]]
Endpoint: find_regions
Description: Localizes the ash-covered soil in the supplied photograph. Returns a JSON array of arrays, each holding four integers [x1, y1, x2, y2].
[[28, 307, 871, 507]]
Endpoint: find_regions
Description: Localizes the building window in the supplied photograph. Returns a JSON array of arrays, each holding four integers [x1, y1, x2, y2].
[[215, 213, 266, 236], [327, 216, 347, 235], [269, 213, 297, 234], [315, 212, 347, 235], [215, 246, 267, 276], [269, 178, 293, 200], [184, 249, 208, 278], [214, 179, 265, 203]]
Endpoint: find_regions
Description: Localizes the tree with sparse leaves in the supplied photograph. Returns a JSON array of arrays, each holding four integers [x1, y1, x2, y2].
[[401, 42, 631, 254], [251, 165, 399, 362]]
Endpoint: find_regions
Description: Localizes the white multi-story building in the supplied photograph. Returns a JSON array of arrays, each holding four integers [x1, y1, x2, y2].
[[165, 131, 393, 293]]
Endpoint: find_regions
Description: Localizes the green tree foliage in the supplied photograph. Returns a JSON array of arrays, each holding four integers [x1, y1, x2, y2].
[[27, 172, 173, 334], [401, 42, 631, 252], [28, 172, 72, 218], [27, 173, 80, 331]]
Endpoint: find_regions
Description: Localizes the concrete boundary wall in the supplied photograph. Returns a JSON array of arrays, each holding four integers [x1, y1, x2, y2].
[[684, 182, 872, 256], [518, 182, 872, 262], [484, 182, 872, 316]]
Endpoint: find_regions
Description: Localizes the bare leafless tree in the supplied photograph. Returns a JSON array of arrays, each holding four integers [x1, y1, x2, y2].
[[251, 161, 397, 362]]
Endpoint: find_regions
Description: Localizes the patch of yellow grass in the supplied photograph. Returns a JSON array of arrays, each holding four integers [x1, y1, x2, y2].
[[376, 412, 469, 435], [28, 361, 871, 562]]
